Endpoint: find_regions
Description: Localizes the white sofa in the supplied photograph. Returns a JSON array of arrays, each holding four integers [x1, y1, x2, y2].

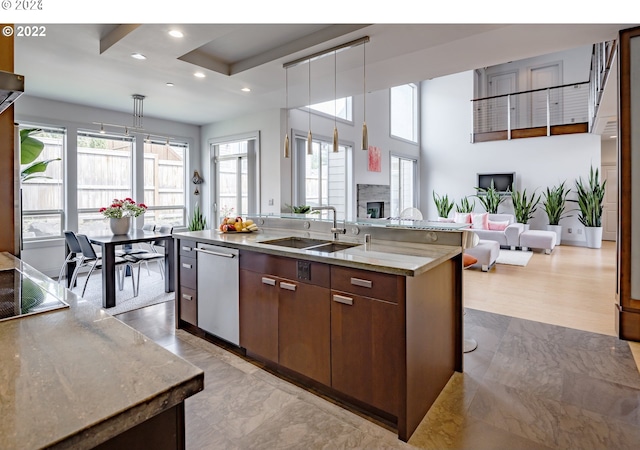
[[465, 213, 524, 249]]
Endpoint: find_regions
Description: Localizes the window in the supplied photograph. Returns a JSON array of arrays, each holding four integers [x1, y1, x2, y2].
[[295, 134, 350, 220], [308, 97, 353, 121], [77, 131, 133, 234], [144, 139, 186, 227], [390, 83, 418, 143], [20, 126, 64, 240], [390, 154, 417, 217]]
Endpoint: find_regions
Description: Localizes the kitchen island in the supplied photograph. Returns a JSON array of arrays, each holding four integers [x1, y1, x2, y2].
[[173, 216, 470, 441], [0, 252, 204, 450]]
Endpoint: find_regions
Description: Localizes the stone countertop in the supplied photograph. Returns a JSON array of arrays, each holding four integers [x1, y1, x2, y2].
[[0, 253, 204, 450], [173, 229, 462, 277]]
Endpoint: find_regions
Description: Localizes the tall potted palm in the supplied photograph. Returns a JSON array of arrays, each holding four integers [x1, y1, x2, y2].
[[575, 166, 606, 249], [542, 181, 570, 245]]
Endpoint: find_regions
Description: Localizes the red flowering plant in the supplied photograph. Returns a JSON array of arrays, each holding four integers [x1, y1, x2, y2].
[[99, 198, 147, 219]]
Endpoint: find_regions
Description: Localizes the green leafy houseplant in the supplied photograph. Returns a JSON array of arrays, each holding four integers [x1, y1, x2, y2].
[[456, 196, 475, 213], [20, 128, 61, 181], [189, 203, 207, 231], [542, 181, 571, 225], [511, 187, 541, 224], [575, 166, 606, 228], [432, 191, 454, 218], [474, 180, 506, 214]]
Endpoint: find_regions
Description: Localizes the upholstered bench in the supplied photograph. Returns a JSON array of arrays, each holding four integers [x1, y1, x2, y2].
[[465, 239, 500, 272], [519, 230, 557, 254]]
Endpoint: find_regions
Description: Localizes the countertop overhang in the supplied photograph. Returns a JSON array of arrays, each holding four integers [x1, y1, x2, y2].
[[173, 228, 462, 277], [0, 253, 204, 450]]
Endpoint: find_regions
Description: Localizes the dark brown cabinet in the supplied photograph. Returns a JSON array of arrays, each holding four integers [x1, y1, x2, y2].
[[177, 240, 197, 326], [239, 268, 279, 362]]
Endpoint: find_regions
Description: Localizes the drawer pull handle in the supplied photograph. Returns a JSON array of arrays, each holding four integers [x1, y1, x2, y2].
[[182, 294, 193, 301], [350, 277, 372, 288], [262, 277, 276, 286], [182, 263, 192, 269], [280, 282, 297, 291], [333, 294, 353, 305], [181, 246, 193, 252]]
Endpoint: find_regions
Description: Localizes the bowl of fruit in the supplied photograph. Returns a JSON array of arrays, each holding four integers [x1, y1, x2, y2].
[[219, 216, 258, 233]]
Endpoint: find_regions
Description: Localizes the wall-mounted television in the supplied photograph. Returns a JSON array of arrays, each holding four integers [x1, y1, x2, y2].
[[477, 172, 515, 194]]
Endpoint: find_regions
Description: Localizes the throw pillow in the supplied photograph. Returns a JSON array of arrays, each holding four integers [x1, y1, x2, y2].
[[454, 212, 471, 224], [463, 254, 478, 267], [471, 212, 489, 230], [488, 220, 509, 231]]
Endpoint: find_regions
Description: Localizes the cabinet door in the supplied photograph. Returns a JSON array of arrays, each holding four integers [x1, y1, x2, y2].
[[279, 280, 331, 385], [239, 269, 279, 362], [179, 286, 197, 326], [331, 290, 402, 415]]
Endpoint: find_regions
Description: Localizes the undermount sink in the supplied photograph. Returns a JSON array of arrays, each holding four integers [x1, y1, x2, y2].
[[260, 237, 358, 253]]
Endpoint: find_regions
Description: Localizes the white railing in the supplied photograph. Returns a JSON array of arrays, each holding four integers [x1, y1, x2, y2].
[[588, 40, 616, 130]]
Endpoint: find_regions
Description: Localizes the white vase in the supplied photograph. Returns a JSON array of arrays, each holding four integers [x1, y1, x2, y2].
[[546, 224, 562, 245], [584, 226, 603, 249], [109, 217, 131, 235]]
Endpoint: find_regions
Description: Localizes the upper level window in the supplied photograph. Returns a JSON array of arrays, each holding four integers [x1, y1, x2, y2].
[[390, 154, 417, 217], [144, 139, 186, 227], [19, 126, 65, 240], [390, 83, 418, 143], [308, 97, 353, 121]]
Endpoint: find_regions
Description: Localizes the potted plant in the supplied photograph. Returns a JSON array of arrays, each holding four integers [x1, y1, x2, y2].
[[511, 187, 540, 230], [433, 191, 454, 219], [542, 181, 570, 245], [456, 196, 475, 213], [20, 128, 60, 181], [99, 198, 147, 234], [575, 166, 606, 248], [474, 180, 506, 214], [189, 203, 207, 231]]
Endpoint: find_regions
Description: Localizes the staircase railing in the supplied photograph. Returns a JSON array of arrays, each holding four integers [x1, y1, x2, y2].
[[588, 40, 616, 130]]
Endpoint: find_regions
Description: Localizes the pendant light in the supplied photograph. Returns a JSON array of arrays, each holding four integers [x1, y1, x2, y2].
[[283, 66, 290, 158], [361, 40, 368, 151], [307, 57, 313, 155], [333, 50, 339, 153]]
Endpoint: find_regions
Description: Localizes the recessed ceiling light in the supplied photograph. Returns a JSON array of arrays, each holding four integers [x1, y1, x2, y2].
[[194, 72, 205, 78], [131, 52, 146, 60], [169, 30, 184, 38], [166, 82, 174, 87], [241, 87, 251, 92]]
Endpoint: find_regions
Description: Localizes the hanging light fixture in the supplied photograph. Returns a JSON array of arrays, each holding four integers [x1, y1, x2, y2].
[[333, 50, 339, 153], [307, 57, 313, 155], [132, 94, 145, 129], [283, 66, 290, 158], [361, 40, 368, 151]]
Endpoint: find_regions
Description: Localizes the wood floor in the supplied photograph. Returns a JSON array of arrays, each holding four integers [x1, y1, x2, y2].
[[464, 240, 617, 337]]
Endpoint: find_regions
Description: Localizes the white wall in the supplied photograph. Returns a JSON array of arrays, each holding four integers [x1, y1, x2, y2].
[[421, 71, 602, 246], [15, 95, 201, 276]]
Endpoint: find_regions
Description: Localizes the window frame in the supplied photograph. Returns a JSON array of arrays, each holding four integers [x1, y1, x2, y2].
[[389, 153, 418, 217], [390, 83, 419, 144]]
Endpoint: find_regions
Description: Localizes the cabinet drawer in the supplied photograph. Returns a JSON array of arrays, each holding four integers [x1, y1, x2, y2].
[[330, 266, 401, 304], [240, 250, 330, 288], [179, 286, 197, 326], [180, 256, 197, 289], [179, 240, 197, 258]]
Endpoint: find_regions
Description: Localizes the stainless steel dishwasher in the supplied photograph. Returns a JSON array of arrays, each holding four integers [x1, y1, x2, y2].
[[194, 243, 239, 345]]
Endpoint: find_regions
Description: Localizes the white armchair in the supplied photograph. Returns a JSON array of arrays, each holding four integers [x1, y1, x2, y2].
[[470, 213, 524, 248]]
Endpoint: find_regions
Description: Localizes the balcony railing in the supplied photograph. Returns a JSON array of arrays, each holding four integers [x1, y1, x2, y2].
[[471, 81, 590, 142]]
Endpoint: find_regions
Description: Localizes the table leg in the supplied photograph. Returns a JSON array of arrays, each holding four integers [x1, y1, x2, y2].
[[164, 237, 175, 293], [102, 243, 117, 308]]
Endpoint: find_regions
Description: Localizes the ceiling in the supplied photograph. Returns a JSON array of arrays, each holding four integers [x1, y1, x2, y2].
[[13, 23, 635, 133]]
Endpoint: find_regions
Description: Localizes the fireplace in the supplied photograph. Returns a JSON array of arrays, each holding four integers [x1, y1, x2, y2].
[[357, 184, 390, 218], [366, 202, 384, 219]]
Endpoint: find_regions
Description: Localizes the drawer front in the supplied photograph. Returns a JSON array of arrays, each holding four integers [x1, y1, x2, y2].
[[330, 266, 400, 304], [179, 240, 197, 258], [180, 256, 197, 289], [179, 286, 197, 326], [239, 250, 330, 288]]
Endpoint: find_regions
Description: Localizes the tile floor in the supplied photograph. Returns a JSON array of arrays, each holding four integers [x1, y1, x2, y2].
[[116, 301, 640, 449]]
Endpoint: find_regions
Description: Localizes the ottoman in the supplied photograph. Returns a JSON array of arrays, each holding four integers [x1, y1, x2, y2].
[[465, 239, 500, 272], [519, 230, 556, 254]]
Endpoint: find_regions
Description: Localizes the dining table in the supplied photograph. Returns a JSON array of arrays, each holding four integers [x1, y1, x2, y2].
[[85, 228, 175, 308]]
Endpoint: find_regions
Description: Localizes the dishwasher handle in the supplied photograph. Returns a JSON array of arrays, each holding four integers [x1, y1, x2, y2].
[[194, 247, 236, 258]]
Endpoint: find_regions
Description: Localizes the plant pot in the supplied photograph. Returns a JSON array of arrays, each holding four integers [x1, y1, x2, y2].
[[584, 226, 603, 249], [109, 217, 131, 235], [546, 224, 562, 245], [521, 223, 530, 231]]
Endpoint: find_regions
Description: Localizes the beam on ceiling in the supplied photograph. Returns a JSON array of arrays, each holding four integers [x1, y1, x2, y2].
[[100, 24, 141, 54]]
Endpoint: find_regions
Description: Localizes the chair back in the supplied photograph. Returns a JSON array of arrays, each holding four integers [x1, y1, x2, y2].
[[154, 225, 174, 246], [75, 234, 99, 260], [142, 223, 155, 231], [64, 231, 83, 254], [400, 207, 423, 220]]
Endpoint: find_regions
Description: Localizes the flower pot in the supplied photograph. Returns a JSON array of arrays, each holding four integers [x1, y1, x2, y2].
[[109, 217, 131, 235], [584, 226, 603, 249], [546, 224, 562, 245]]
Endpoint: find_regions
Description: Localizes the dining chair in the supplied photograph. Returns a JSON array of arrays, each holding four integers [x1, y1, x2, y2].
[[59, 231, 95, 286], [74, 234, 137, 298], [140, 225, 174, 279]]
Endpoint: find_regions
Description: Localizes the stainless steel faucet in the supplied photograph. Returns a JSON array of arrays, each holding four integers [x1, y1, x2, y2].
[[311, 206, 346, 240]]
